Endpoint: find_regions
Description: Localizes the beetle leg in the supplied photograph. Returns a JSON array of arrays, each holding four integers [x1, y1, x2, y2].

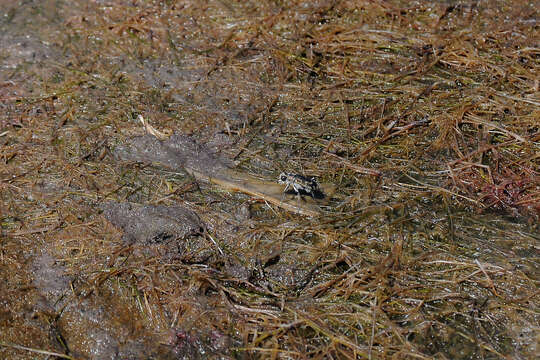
[[283, 183, 290, 193], [292, 184, 304, 201]]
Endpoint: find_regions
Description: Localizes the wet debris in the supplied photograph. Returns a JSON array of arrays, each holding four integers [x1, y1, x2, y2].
[[31, 250, 72, 299], [56, 290, 172, 360], [165, 328, 232, 360], [101, 201, 203, 245], [101, 201, 212, 262], [114, 133, 232, 179]]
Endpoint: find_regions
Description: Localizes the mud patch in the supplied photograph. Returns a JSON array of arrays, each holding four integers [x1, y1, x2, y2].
[[114, 133, 232, 178], [164, 328, 233, 360], [32, 249, 72, 299], [101, 201, 213, 262], [27, 244, 166, 360], [127, 56, 269, 126], [101, 201, 203, 245], [263, 263, 312, 291], [57, 288, 174, 360]]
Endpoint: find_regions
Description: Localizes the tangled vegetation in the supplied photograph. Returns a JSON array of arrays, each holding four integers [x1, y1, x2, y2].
[[1, 0, 538, 359]]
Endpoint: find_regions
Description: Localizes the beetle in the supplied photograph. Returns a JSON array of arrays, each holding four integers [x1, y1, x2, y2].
[[278, 172, 321, 199]]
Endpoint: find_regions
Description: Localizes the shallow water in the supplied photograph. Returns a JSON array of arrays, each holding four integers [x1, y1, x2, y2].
[[1, 1, 538, 359]]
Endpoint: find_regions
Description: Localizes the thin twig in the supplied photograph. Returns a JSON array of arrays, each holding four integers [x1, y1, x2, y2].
[[475, 259, 500, 297], [0, 341, 76, 360]]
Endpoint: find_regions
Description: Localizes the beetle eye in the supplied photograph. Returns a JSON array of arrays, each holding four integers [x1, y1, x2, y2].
[[280, 175, 287, 181]]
